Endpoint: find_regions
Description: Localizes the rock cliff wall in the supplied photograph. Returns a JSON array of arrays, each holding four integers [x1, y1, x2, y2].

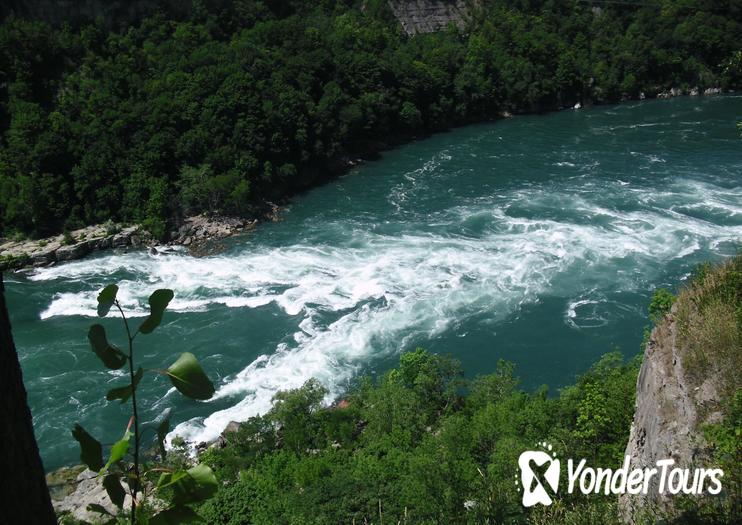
[[619, 294, 729, 522], [387, 0, 474, 35]]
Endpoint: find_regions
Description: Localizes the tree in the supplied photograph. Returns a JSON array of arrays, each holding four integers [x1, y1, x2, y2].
[[0, 272, 57, 524]]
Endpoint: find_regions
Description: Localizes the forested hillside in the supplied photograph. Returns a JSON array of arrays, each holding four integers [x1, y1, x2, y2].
[[1, 0, 740, 239]]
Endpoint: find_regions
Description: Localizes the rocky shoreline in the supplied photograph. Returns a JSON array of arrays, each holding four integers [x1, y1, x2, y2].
[[0, 204, 283, 272], [0, 224, 151, 272]]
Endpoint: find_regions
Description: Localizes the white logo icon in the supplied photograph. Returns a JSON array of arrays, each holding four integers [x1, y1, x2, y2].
[[518, 443, 560, 507]]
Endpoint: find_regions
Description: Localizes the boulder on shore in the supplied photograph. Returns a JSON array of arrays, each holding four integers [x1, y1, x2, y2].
[[0, 224, 150, 271], [56, 241, 92, 261], [167, 213, 265, 253], [50, 469, 142, 523]]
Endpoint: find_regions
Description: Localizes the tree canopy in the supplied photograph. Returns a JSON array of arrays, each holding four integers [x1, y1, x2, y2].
[[1, 0, 739, 238]]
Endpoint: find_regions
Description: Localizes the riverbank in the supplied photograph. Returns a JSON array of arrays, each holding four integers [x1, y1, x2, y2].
[[0, 224, 149, 272], [0, 204, 283, 272], [1, 88, 732, 274]]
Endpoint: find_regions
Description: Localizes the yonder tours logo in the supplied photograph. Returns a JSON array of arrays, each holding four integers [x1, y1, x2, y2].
[[517, 442, 724, 507]]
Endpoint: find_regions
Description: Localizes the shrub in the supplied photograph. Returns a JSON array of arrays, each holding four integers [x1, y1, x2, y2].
[[62, 231, 75, 245], [676, 255, 742, 400], [199, 349, 641, 524], [648, 288, 676, 323]]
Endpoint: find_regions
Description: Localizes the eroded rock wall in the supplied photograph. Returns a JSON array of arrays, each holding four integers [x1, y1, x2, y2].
[[619, 302, 724, 523], [388, 0, 473, 35]]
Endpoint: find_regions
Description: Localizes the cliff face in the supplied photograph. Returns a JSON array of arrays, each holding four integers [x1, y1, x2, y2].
[[619, 256, 741, 523], [619, 303, 722, 522], [387, 0, 473, 35]]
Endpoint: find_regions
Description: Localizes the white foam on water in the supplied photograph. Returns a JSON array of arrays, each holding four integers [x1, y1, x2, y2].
[[28, 158, 742, 447], [565, 295, 610, 329], [567, 298, 597, 319]]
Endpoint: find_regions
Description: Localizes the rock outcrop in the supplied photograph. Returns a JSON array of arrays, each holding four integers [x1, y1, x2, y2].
[[166, 206, 281, 254], [619, 302, 725, 523], [0, 224, 148, 272], [388, 0, 474, 35], [47, 466, 168, 523], [167, 214, 259, 251], [0, 205, 283, 271], [48, 468, 144, 523], [656, 86, 726, 99]]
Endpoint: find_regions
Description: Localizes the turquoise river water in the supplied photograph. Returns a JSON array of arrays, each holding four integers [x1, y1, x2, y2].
[[6, 96, 742, 471]]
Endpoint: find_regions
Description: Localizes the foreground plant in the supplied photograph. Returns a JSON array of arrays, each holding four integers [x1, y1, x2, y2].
[[72, 284, 217, 524]]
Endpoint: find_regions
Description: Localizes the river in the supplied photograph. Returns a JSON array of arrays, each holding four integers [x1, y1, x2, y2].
[[7, 96, 742, 471]]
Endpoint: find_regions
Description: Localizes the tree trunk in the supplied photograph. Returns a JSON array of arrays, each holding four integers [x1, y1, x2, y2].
[[0, 273, 57, 524]]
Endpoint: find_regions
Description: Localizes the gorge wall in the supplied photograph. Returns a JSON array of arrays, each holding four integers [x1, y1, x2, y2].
[[387, 0, 474, 35], [619, 257, 740, 523]]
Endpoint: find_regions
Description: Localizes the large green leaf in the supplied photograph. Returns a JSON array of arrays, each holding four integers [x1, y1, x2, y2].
[[156, 470, 188, 490], [72, 424, 104, 471], [138, 289, 174, 334], [99, 430, 132, 475], [88, 324, 127, 369], [167, 464, 218, 506], [106, 367, 144, 403], [97, 284, 119, 317], [103, 474, 126, 508], [155, 408, 172, 460], [149, 506, 203, 525], [166, 353, 215, 400]]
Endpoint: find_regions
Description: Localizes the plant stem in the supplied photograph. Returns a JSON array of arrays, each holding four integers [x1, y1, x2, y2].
[[117, 302, 140, 525]]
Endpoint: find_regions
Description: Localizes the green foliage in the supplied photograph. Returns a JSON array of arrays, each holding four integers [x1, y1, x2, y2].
[[0, 252, 30, 269], [167, 352, 216, 400], [648, 288, 676, 323], [702, 391, 742, 516], [565, 352, 641, 464], [87, 324, 127, 369], [103, 219, 120, 236], [198, 348, 642, 524], [641, 288, 677, 352], [71, 423, 104, 472], [106, 367, 143, 403], [72, 284, 217, 524], [138, 288, 174, 334], [62, 231, 75, 245], [0, 2, 739, 237], [677, 254, 742, 401], [96, 284, 119, 317]]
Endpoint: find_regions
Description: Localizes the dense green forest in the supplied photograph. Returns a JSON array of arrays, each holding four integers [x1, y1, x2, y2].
[[1, 0, 741, 239], [187, 349, 642, 524]]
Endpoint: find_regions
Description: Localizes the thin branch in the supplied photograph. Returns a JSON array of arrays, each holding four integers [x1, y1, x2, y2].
[[116, 300, 141, 525]]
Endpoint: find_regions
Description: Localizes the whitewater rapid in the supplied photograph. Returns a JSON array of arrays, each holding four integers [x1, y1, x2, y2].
[[28, 175, 742, 445], [18, 97, 742, 454]]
